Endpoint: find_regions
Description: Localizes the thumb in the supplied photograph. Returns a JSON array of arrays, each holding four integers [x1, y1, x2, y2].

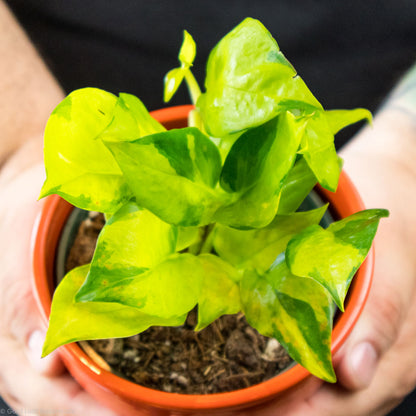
[[25, 327, 65, 376], [0, 163, 64, 376], [335, 237, 414, 390], [6, 285, 64, 377]]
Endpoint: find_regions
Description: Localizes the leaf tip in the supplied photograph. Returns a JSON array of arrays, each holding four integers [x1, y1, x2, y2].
[[39, 179, 62, 201], [320, 179, 338, 194], [41, 334, 59, 358], [379, 208, 390, 218], [311, 359, 337, 383], [179, 30, 196, 66], [41, 345, 51, 358], [38, 182, 51, 200], [323, 369, 337, 383]]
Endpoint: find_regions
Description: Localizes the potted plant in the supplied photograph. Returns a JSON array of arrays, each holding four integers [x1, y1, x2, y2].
[[32, 18, 387, 415]]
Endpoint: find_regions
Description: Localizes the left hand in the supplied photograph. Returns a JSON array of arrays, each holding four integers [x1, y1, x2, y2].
[[0, 149, 118, 416]]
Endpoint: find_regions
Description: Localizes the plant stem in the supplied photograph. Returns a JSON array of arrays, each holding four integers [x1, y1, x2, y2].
[[184, 69, 201, 105], [188, 224, 215, 255], [199, 224, 215, 254]]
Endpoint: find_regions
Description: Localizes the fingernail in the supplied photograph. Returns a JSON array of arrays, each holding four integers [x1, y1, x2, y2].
[[350, 342, 378, 388]]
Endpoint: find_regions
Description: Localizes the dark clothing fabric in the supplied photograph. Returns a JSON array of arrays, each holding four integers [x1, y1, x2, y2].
[[5, 1, 416, 146], [5, 1, 416, 112]]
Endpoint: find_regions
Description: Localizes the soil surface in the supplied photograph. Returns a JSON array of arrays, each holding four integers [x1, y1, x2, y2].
[[65, 211, 292, 394]]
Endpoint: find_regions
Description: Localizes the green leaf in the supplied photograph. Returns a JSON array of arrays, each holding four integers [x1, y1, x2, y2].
[[74, 203, 201, 318], [219, 117, 279, 194], [104, 127, 226, 226], [99, 93, 166, 141], [78, 254, 202, 319], [43, 265, 186, 356], [76, 202, 177, 303], [179, 30, 196, 66], [164, 68, 187, 102], [297, 107, 368, 193], [213, 205, 327, 272], [215, 112, 306, 228], [328, 209, 389, 251], [39, 88, 132, 214], [195, 254, 241, 330], [197, 18, 321, 137], [286, 209, 389, 310], [277, 157, 317, 214], [176, 226, 201, 251], [298, 110, 340, 192], [325, 108, 372, 135], [240, 258, 336, 382], [164, 30, 198, 103], [286, 225, 358, 310]]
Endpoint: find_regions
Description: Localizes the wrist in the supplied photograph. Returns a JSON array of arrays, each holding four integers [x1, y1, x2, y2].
[[342, 111, 416, 175]]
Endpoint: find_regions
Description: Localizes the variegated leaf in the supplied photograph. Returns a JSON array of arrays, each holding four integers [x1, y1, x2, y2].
[[213, 205, 328, 272], [241, 257, 336, 382], [286, 209, 389, 310], [215, 112, 306, 228], [75, 202, 177, 303], [40, 88, 132, 214], [195, 254, 241, 330], [104, 127, 226, 226], [43, 265, 186, 356]]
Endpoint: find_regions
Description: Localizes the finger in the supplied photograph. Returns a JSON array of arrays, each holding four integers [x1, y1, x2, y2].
[[337, 125, 416, 391], [1, 282, 64, 377], [0, 163, 63, 376], [283, 290, 416, 416], [0, 334, 118, 416]]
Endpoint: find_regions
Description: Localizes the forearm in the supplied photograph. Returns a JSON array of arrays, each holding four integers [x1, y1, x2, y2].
[[0, 0, 63, 167]]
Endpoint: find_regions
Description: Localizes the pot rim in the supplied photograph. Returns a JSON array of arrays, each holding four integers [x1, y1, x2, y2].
[[31, 104, 374, 412]]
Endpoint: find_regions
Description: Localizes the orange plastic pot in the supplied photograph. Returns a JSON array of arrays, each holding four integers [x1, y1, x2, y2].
[[31, 105, 374, 415]]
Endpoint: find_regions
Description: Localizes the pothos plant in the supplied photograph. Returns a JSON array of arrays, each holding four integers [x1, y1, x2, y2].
[[40, 18, 388, 383]]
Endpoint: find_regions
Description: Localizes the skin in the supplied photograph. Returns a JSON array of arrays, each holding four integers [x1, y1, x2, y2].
[[0, 0, 415, 414], [0, 2, 117, 414]]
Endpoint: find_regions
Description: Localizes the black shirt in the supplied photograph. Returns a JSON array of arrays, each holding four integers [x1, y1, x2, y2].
[[5, 0, 416, 146]]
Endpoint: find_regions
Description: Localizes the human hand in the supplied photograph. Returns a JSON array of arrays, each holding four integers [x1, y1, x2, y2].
[[249, 109, 416, 416], [0, 150, 117, 416]]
